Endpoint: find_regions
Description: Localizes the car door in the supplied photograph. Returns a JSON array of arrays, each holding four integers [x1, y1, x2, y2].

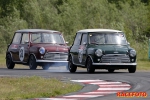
[[70, 33, 82, 64], [9, 32, 22, 61], [19, 33, 30, 63], [78, 33, 88, 65]]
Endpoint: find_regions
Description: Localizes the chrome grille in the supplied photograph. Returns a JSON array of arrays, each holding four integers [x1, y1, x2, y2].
[[44, 52, 68, 60], [101, 54, 130, 63]]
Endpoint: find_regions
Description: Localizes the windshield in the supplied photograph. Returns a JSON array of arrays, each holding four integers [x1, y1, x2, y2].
[[89, 32, 127, 45], [31, 33, 65, 44]]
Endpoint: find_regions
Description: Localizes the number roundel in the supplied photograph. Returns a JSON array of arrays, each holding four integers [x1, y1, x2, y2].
[[19, 47, 25, 61]]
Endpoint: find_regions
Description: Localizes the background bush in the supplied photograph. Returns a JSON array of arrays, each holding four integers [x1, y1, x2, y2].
[[0, 0, 150, 60]]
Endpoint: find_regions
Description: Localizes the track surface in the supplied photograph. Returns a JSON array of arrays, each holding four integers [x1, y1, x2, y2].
[[0, 66, 150, 100]]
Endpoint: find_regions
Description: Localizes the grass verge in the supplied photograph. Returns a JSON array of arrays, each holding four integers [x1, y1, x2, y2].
[[0, 76, 82, 100]]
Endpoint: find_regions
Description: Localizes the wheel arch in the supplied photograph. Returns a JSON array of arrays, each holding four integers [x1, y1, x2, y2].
[[27, 53, 37, 64], [85, 55, 94, 66]]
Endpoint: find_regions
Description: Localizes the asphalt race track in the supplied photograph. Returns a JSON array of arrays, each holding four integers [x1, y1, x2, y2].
[[0, 66, 150, 100]]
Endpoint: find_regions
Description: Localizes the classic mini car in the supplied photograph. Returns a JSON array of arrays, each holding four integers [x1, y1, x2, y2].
[[6, 29, 69, 70], [68, 29, 137, 73]]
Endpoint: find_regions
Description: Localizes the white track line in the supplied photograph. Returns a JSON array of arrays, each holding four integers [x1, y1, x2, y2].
[[89, 82, 122, 84], [99, 84, 130, 87], [98, 87, 130, 90], [63, 94, 103, 98], [84, 91, 117, 94], [34, 98, 76, 100], [71, 80, 104, 82]]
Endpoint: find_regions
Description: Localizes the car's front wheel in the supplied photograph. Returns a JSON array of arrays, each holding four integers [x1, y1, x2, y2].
[[128, 66, 136, 73], [6, 54, 15, 69], [68, 56, 77, 73], [86, 58, 95, 73], [29, 55, 37, 69]]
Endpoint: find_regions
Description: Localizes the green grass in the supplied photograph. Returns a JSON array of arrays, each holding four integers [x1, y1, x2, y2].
[[0, 76, 82, 100]]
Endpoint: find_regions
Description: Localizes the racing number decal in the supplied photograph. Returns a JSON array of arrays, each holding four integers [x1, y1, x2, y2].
[[78, 45, 84, 63], [19, 47, 25, 61], [78, 49, 83, 63]]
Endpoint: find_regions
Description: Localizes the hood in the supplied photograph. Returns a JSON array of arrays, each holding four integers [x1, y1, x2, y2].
[[90, 44, 128, 54], [31, 43, 68, 53]]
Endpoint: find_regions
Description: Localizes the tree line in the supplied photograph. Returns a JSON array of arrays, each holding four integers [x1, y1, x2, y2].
[[0, 0, 149, 60]]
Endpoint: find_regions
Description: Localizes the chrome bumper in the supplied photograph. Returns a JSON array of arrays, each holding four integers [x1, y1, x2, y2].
[[92, 63, 137, 66], [36, 60, 68, 62]]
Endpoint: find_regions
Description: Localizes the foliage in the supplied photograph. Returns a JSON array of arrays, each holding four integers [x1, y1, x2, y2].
[[0, 0, 150, 60]]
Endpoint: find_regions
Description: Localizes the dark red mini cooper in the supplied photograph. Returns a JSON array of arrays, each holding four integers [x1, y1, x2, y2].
[[6, 29, 69, 70]]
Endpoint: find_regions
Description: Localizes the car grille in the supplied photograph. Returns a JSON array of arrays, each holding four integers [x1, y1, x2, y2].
[[43, 52, 68, 60], [101, 54, 130, 63]]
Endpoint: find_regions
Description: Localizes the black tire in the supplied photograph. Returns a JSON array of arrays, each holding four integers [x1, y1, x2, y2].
[[29, 55, 37, 69], [68, 56, 77, 73], [128, 66, 136, 73], [108, 69, 115, 73], [86, 58, 95, 73], [6, 54, 15, 69]]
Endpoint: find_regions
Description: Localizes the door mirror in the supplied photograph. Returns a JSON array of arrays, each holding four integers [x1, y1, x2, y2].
[[66, 41, 69, 44], [83, 42, 87, 45], [24, 40, 29, 44]]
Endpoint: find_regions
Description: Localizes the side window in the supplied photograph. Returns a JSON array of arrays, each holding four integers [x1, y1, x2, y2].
[[73, 33, 81, 45], [21, 33, 29, 44], [81, 33, 87, 45], [12, 33, 22, 44]]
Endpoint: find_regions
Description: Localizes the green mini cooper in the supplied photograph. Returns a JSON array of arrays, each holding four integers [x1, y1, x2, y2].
[[68, 29, 136, 73]]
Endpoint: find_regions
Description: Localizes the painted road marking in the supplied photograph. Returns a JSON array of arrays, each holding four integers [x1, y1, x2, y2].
[[32, 80, 131, 100]]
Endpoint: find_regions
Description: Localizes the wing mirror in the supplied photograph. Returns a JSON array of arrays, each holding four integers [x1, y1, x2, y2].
[[83, 42, 87, 45], [24, 40, 29, 44], [66, 41, 69, 44]]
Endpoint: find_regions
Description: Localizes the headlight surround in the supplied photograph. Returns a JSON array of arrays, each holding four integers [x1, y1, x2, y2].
[[95, 49, 103, 57], [129, 49, 136, 57], [39, 47, 45, 54]]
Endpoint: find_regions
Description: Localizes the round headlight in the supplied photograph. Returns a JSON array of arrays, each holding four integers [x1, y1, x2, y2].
[[39, 47, 45, 54], [95, 49, 103, 57], [129, 49, 136, 57]]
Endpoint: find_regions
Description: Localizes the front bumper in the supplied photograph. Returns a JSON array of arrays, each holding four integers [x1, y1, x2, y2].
[[36, 60, 68, 62], [93, 63, 137, 66]]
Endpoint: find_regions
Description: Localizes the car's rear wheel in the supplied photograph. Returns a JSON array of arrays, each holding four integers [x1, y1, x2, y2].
[[6, 54, 15, 69], [86, 58, 95, 73], [108, 69, 115, 73], [29, 55, 37, 69], [68, 56, 77, 73], [128, 66, 136, 73]]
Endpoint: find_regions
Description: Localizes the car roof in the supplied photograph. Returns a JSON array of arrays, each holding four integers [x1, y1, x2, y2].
[[77, 29, 122, 33], [15, 29, 60, 33]]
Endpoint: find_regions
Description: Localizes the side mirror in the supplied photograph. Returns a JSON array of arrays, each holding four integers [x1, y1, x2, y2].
[[24, 40, 29, 44], [66, 41, 69, 44], [127, 42, 130, 45], [83, 42, 87, 45]]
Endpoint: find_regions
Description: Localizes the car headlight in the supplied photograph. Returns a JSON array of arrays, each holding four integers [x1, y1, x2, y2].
[[95, 49, 103, 57], [39, 47, 45, 54], [129, 49, 136, 57]]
